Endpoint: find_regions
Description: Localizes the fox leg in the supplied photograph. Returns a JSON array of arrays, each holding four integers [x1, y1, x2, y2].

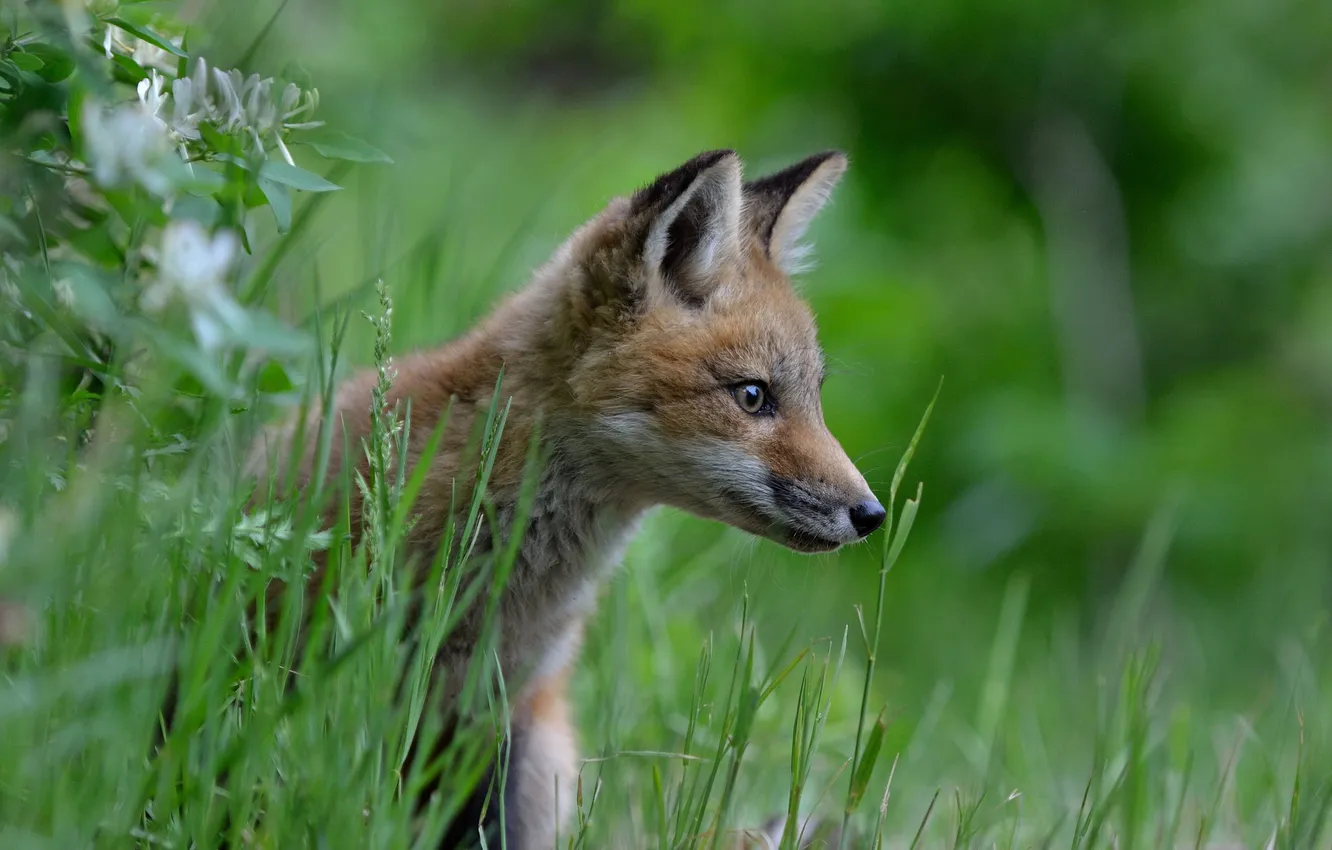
[[503, 665, 579, 850]]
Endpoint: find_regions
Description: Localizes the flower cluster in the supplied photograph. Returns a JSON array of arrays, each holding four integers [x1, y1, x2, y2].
[[6, 2, 384, 400], [71, 51, 326, 358], [79, 57, 322, 208], [137, 60, 321, 165]]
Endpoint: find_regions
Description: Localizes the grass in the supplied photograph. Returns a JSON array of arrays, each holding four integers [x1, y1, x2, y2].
[[2, 15, 1330, 844], [3, 255, 1329, 848]]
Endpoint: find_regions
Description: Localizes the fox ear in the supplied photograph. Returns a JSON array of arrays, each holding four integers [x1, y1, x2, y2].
[[631, 149, 743, 306], [745, 151, 847, 274]]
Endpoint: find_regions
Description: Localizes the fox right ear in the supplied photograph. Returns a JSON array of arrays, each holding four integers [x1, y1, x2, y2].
[[630, 150, 743, 307], [745, 151, 848, 275]]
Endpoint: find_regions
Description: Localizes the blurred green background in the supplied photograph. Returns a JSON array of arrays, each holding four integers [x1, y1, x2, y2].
[[190, 0, 1331, 825]]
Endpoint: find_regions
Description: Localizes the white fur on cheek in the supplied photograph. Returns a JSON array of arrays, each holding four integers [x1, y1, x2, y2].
[[594, 412, 779, 520]]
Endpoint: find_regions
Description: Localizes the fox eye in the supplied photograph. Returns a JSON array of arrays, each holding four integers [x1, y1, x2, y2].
[[731, 382, 772, 415]]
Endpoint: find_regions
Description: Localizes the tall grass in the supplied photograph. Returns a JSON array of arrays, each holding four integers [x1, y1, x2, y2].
[[3, 5, 1331, 848], [5, 181, 1331, 850]]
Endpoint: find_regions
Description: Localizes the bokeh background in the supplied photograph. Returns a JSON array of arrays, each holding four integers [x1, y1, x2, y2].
[[191, 0, 1332, 832]]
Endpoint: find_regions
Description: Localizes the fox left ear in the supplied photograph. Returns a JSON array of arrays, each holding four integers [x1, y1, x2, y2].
[[631, 149, 743, 306], [745, 150, 848, 274]]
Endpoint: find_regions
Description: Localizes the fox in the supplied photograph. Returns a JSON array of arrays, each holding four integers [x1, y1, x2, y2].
[[246, 148, 885, 849]]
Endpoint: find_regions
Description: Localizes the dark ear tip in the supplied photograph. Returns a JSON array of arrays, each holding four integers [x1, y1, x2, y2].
[[744, 149, 848, 191], [631, 149, 741, 212], [692, 148, 739, 168], [670, 149, 741, 181], [813, 148, 848, 163]]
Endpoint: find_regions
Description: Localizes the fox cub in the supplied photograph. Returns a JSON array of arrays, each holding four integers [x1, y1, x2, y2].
[[251, 149, 884, 848]]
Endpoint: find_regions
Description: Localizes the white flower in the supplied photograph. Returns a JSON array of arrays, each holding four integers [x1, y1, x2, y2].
[[137, 70, 169, 124], [167, 70, 204, 141], [212, 66, 247, 132], [81, 99, 177, 197], [101, 22, 179, 73], [131, 39, 177, 74], [143, 220, 248, 353], [162, 59, 321, 160]]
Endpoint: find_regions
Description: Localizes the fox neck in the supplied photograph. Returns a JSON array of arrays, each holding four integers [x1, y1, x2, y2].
[[469, 436, 649, 697], [496, 418, 654, 579], [443, 281, 656, 690]]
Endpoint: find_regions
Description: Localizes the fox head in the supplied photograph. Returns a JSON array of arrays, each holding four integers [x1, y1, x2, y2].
[[559, 149, 884, 553]]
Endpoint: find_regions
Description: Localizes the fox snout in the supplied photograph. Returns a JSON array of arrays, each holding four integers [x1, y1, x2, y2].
[[767, 470, 885, 553]]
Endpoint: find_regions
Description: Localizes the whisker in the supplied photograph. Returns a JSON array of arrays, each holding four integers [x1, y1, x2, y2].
[[853, 444, 907, 466]]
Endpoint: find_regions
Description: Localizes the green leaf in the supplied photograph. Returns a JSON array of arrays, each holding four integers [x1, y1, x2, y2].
[[51, 262, 120, 329], [23, 44, 75, 82], [298, 131, 393, 164], [109, 54, 149, 84], [24, 149, 67, 169], [889, 377, 942, 511], [108, 19, 189, 58], [237, 0, 292, 71], [102, 189, 169, 230], [133, 321, 236, 398], [136, 157, 226, 198], [242, 181, 269, 209], [0, 63, 18, 92], [62, 224, 125, 268], [884, 482, 922, 573], [66, 83, 88, 153], [10, 53, 44, 72], [230, 309, 313, 356], [0, 216, 23, 246], [176, 30, 189, 80], [177, 162, 227, 196], [198, 122, 242, 158], [256, 360, 296, 394], [846, 706, 889, 814], [258, 160, 342, 193], [170, 193, 222, 229], [258, 178, 293, 231], [279, 60, 315, 92]]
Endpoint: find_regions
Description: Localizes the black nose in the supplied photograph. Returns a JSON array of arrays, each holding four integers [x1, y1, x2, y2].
[[849, 499, 887, 537]]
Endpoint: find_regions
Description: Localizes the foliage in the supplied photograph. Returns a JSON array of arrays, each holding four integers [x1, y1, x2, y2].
[[3, 0, 1332, 847], [0, 0, 394, 431]]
